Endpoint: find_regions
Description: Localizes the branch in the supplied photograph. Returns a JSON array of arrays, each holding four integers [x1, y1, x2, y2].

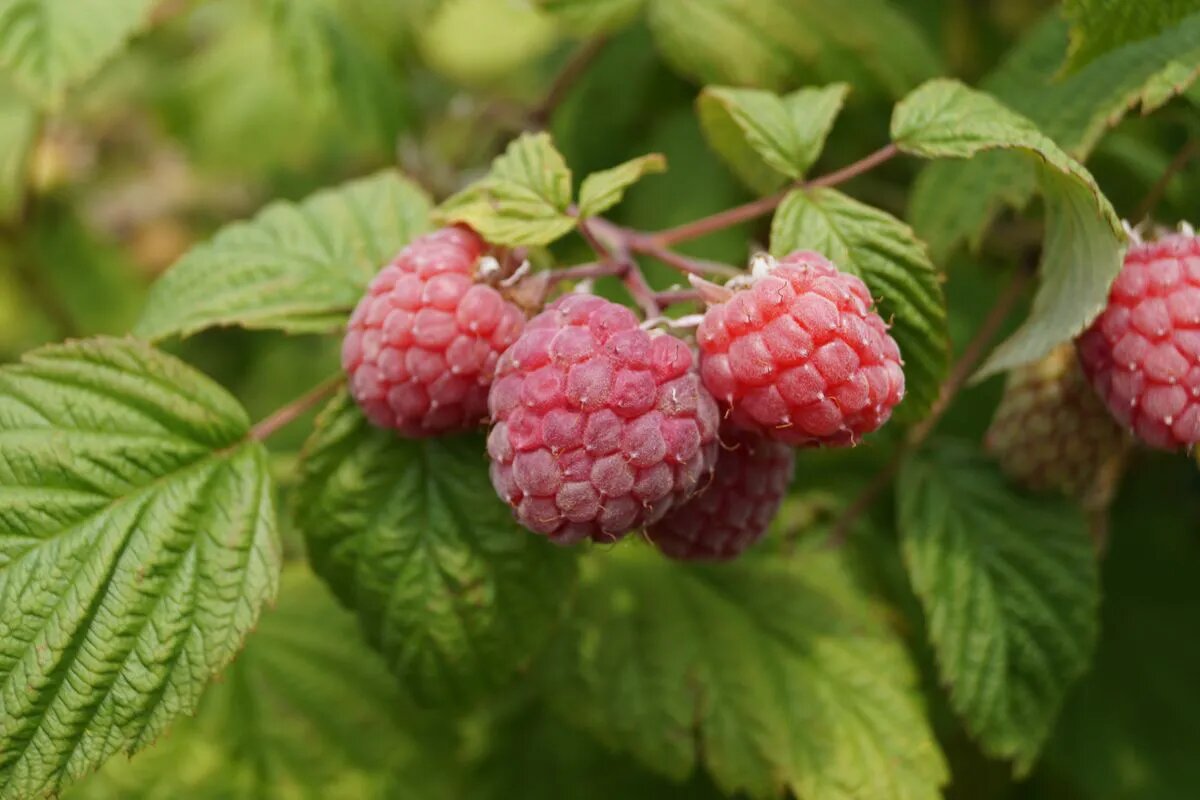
[[829, 266, 1032, 545], [577, 219, 660, 318], [1134, 138, 1199, 223], [249, 375, 345, 443], [529, 36, 610, 128], [650, 144, 900, 248]]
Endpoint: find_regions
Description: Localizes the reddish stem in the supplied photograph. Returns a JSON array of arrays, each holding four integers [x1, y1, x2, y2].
[[654, 288, 702, 307], [629, 235, 741, 277], [650, 144, 900, 248], [249, 375, 344, 442], [544, 261, 625, 284], [828, 266, 1031, 545]]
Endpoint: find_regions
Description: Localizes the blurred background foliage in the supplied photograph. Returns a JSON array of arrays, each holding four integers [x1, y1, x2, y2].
[[0, 0, 1198, 797]]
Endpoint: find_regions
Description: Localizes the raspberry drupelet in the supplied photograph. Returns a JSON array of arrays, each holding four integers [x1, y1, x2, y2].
[[342, 226, 526, 437], [1076, 232, 1200, 450], [647, 424, 794, 560], [487, 293, 720, 544], [696, 251, 904, 446]]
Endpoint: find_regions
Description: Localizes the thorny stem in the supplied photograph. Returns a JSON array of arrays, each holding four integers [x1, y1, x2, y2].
[[828, 267, 1032, 545], [1134, 138, 1199, 223], [578, 219, 661, 319], [649, 144, 900, 248], [249, 375, 345, 443]]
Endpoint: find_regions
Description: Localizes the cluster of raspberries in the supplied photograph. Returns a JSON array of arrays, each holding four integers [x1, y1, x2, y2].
[[344, 226, 906, 560], [983, 230, 1200, 508]]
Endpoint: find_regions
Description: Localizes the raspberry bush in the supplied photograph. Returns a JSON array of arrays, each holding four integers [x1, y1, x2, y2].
[[1, 3, 1199, 800]]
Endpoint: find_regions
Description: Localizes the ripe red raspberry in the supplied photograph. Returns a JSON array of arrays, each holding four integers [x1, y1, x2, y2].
[[487, 294, 720, 544], [342, 226, 525, 437], [1077, 232, 1200, 450], [647, 425, 794, 561], [697, 251, 904, 446]]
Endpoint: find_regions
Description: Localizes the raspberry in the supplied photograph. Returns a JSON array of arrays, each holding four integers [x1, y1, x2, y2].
[[342, 226, 526, 437], [487, 294, 720, 543], [647, 424, 794, 560], [1077, 232, 1200, 450], [986, 344, 1126, 511], [696, 251, 904, 446]]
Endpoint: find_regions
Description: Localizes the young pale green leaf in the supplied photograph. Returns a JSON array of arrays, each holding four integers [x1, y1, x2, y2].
[[65, 566, 457, 800], [436, 132, 577, 246], [135, 171, 431, 340], [293, 392, 576, 706], [770, 187, 948, 420], [1063, 0, 1200, 71], [909, 13, 1200, 261], [547, 547, 948, 800], [647, 0, 939, 98], [0, 337, 280, 800], [0, 0, 155, 103], [897, 441, 1099, 773], [697, 83, 850, 194], [577, 153, 666, 218], [0, 86, 35, 221], [534, 0, 646, 33], [892, 77, 1124, 378]]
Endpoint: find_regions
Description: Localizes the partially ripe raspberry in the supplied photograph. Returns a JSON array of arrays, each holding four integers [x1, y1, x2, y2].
[[647, 425, 794, 561], [487, 294, 720, 544], [986, 344, 1126, 511], [697, 251, 904, 446], [1077, 232, 1200, 450], [342, 226, 525, 437]]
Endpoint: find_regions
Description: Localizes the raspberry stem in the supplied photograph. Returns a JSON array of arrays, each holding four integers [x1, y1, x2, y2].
[[1133, 137, 1199, 222], [249, 374, 345, 442], [648, 143, 899, 248], [829, 266, 1031, 545]]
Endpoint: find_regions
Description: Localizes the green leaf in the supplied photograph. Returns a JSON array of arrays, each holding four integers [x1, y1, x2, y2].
[[1042, 458, 1200, 800], [466, 698, 724, 800], [909, 12, 1200, 262], [1063, 0, 1200, 71], [0, 85, 34, 221], [546, 546, 948, 800], [577, 153, 666, 218], [770, 187, 949, 421], [0, 0, 154, 103], [897, 441, 1099, 773], [0, 337, 280, 800], [135, 171, 432, 341], [65, 566, 457, 800], [698, 83, 849, 194], [534, 0, 646, 34], [262, 0, 409, 144], [436, 132, 577, 247], [892, 77, 1125, 378], [293, 392, 577, 706], [646, 0, 940, 98]]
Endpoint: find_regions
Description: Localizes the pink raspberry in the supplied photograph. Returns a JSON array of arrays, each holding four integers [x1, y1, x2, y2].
[[342, 226, 526, 437], [1077, 232, 1200, 450], [647, 425, 794, 561], [487, 294, 720, 544], [696, 251, 904, 446]]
